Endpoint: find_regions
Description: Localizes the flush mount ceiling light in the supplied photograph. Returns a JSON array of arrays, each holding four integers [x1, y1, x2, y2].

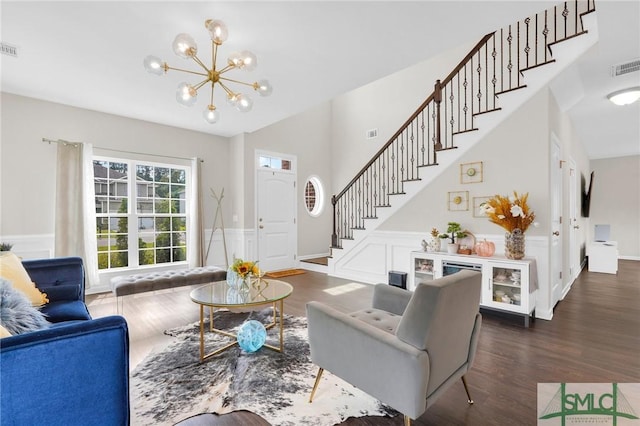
[[607, 87, 640, 106], [144, 19, 272, 124]]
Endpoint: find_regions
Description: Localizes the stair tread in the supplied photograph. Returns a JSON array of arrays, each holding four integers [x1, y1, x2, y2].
[[496, 85, 527, 96]]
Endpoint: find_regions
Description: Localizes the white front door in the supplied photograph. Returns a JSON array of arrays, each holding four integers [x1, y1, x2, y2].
[[550, 135, 563, 307], [257, 168, 297, 272]]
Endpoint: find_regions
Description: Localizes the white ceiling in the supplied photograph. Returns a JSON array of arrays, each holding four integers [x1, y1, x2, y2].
[[2, 1, 639, 159]]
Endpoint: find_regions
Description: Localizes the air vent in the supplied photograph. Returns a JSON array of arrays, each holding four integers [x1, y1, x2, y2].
[[611, 58, 640, 77], [366, 128, 378, 139], [1, 42, 18, 57]]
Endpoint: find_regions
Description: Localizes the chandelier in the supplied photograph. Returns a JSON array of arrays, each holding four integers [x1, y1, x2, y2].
[[143, 19, 272, 124]]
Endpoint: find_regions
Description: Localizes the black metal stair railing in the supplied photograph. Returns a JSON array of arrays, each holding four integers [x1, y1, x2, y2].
[[331, 0, 595, 249]]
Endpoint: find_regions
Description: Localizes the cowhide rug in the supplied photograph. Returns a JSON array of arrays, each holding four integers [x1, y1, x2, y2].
[[130, 309, 397, 425]]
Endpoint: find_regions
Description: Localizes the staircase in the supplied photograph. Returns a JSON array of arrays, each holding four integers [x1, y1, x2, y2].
[[328, 1, 597, 277]]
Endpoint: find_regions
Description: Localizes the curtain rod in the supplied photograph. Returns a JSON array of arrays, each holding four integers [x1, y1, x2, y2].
[[42, 138, 204, 162], [42, 138, 80, 146]]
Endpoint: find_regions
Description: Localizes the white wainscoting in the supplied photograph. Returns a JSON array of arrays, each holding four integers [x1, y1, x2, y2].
[[0, 234, 55, 260], [329, 230, 553, 320], [203, 228, 257, 268]]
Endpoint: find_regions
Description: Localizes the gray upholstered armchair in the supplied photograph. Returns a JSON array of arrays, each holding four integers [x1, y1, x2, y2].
[[306, 270, 482, 425]]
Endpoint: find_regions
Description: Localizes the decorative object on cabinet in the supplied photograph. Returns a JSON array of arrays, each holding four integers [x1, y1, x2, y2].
[[457, 230, 476, 255], [422, 228, 440, 252], [448, 191, 469, 211], [480, 192, 535, 260], [472, 196, 492, 218], [475, 239, 496, 257], [438, 234, 449, 251], [460, 161, 483, 184], [442, 222, 467, 254], [504, 229, 525, 260]]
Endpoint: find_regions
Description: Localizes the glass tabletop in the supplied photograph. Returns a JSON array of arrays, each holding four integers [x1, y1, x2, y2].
[[190, 278, 293, 307]]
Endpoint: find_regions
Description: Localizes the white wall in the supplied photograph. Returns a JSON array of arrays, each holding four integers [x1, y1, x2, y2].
[[380, 89, 550, 238], [0, 92, 230, 259], [244, 102, 334, 257], [589, 155, 640, 259], [330, 40, 475, 193]]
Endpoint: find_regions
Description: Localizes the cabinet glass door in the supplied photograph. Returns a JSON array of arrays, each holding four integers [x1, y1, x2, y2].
[[490, 265, 523, 306], [414, 258, 435, 283]]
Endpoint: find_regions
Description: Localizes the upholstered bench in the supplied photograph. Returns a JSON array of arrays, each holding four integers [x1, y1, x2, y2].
[[110, 266, 227, 312]]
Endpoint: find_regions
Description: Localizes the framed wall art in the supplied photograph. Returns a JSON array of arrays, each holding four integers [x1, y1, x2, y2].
[[460, 161, 483, 184], [448, 191, 469, 211], [473, 196, 492, 217]]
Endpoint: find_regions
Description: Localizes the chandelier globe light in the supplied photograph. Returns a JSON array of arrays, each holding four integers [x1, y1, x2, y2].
[[144, 18, 272, 124]]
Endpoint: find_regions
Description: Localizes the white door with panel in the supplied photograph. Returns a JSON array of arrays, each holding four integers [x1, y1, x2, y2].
[[568, 158, 580, 287], [550, 135, 563, 307], [257, 168, 297, 272]]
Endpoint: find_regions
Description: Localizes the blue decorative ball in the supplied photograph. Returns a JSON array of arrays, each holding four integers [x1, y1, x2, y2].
[[237, 320, 267, 353]]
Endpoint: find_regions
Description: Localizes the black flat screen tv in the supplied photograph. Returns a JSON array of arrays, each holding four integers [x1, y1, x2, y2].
[[581, 171, 594, 217]]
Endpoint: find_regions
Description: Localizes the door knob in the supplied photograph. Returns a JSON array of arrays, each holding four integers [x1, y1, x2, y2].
[[552, 231, 560, 236], [573, 225, 580, 229], [259, 225, 264, 229]]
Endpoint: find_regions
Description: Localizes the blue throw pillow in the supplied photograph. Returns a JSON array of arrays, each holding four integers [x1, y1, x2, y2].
[[0, 278, 50, 335]]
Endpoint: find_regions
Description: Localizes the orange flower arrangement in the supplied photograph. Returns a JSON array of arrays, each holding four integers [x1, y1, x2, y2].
[[480, 191, 535, 233]]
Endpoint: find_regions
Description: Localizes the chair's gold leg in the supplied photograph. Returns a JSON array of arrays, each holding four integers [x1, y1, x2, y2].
[[404, 414, 412, 426], [308, 367, 324, 403], [461, 376, 474, 404]]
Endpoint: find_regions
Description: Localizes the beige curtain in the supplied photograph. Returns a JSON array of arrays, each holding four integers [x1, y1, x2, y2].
[[54, 142, 99, 289], [188, 157, 204, 267]]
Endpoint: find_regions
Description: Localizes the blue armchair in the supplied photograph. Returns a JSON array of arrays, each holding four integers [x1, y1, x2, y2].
[[1, 257, 130, 426]]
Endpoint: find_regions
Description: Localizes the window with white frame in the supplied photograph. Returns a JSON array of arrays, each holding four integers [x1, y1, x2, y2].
[[93, 158, 189, 270], [304, 175, 324, 217], [259, 154, 291, 170]]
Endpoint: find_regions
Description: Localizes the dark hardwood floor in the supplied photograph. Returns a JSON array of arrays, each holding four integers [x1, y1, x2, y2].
[[87, 260, 640, 425]]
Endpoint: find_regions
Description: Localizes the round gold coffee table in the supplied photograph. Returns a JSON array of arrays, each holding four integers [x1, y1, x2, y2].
[[190, 278, 293, 362]]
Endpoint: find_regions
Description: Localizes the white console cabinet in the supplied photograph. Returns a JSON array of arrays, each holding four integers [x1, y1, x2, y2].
[[410, 251, 537, 326]]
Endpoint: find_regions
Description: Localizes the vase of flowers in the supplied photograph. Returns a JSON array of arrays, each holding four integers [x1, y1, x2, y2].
[[480, 192, 535, 260], [228, 258, 260, 290], [505, 229, 525, 260]]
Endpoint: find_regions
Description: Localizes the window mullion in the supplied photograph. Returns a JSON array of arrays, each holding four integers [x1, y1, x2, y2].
[[128, 160, 138, 268]]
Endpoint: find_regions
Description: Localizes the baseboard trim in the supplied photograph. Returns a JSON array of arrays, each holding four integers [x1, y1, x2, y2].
[[619, 255, 640, 261]]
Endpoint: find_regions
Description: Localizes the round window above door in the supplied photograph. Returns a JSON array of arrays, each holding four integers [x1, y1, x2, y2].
[[304, 176, 324, 217]]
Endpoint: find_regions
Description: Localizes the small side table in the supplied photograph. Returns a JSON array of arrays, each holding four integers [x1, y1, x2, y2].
[[587, 241, 618, 274]]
